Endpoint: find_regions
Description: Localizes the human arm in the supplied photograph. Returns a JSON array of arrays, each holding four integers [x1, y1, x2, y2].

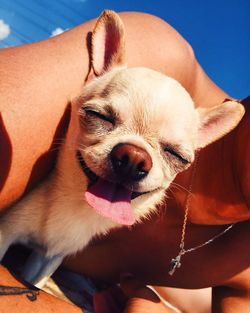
[[0, 11, 227, 211], [0, 265, 82, 313], [212, 266, 250, 313], [93, 276, 175, 313]]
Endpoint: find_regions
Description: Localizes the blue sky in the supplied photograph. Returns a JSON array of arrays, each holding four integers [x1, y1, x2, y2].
[[0, 0, 249, 99]]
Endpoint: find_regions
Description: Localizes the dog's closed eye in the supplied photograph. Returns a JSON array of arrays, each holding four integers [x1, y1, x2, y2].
[[164, 145, 191, 165], [84, 108, 114, 124], [79, 106, 115, 133]]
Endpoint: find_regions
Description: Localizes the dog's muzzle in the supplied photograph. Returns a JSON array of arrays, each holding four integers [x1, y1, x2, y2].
[[110, 143, 152, 183], [76, 150, 151, 199], [76, 150, 98, 185]]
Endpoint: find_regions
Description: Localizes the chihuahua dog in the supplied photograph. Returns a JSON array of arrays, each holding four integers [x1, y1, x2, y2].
[[0, 10, 245, 288]]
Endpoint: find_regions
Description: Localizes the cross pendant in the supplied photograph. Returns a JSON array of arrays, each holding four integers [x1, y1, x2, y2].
[[168, 254, 182, 276]]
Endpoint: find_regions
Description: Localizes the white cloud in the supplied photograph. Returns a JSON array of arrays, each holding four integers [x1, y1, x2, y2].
[[51, 27, 65, 37], [0, 19, 10, 40]]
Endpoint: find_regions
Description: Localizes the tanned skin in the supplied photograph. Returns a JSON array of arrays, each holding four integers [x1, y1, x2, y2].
[[0, 12, 249, 313]]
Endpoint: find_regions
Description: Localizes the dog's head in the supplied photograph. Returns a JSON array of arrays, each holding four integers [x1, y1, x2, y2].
[[69, 11, 244, 226]]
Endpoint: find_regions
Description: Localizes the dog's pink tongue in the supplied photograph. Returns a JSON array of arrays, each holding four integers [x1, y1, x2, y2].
[[85, 179, 135, 225]]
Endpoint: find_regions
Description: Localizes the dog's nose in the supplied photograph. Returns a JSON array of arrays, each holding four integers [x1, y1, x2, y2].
[[110, 143, 152, 181]]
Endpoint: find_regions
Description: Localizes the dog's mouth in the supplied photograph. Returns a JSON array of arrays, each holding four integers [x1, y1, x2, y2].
[[76, 150, 153, 225], [76, 151, 148, 199]]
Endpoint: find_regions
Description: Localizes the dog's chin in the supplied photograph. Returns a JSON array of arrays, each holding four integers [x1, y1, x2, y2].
[[76, 150, 159, 200]]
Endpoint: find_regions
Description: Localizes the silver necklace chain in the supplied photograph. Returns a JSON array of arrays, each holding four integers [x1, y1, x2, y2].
[[169, 151, 235, 276]]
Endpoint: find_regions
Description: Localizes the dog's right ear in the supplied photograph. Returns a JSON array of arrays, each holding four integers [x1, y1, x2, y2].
[[196, 100, 245, 148], [91, 10, 126, 76]]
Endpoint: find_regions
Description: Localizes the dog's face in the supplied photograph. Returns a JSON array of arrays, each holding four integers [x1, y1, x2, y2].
[[65, 11, 244, 226], [75, 67, 197, 224]]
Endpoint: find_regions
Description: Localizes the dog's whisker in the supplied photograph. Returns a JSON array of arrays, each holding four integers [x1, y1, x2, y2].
[[48, 147, 61, 153], [166, 187, 178, 200], [52, 138, 67, 145], [170, 182, 192, 194], [77, 142, 88, 149]]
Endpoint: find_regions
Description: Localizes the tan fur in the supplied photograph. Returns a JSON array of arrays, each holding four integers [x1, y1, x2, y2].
[[0, 10, 245, 287]]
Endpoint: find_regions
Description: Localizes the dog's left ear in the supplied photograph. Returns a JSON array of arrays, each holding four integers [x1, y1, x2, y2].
[[91, 10, 126, 76], [196, 100, 245, 148]]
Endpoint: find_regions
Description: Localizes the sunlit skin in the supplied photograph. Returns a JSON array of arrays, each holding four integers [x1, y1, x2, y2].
[[0, 12, 249, 313]]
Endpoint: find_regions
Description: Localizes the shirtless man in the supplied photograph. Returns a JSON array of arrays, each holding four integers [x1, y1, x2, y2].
[[0, 12, 249, 313]]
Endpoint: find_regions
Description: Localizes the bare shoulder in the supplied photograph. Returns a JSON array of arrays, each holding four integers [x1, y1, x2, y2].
[[119, 12, 196, 87], [118, 12, 227, 106], [120, 11, 194, 54]]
